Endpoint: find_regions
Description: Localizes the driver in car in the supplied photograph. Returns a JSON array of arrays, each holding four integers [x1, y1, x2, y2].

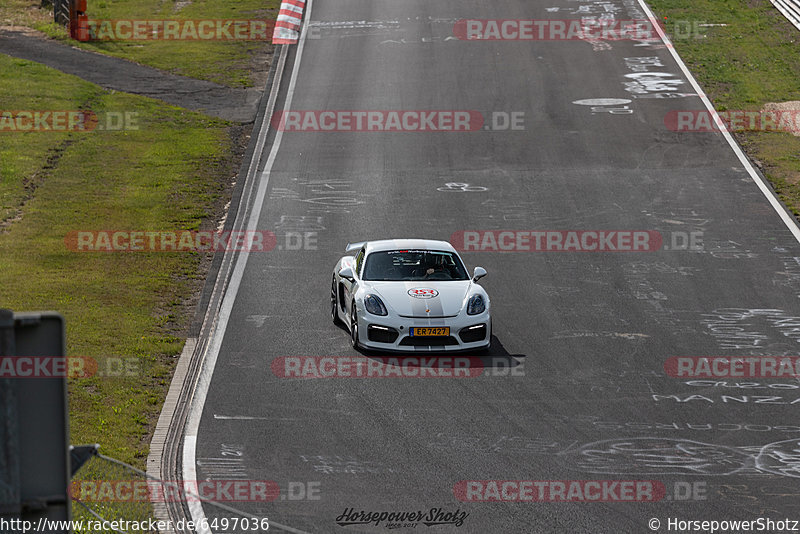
[[423, 255, 446, 277]]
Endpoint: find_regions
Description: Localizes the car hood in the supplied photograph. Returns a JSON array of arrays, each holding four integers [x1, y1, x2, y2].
[[364, 280, 474, 317]]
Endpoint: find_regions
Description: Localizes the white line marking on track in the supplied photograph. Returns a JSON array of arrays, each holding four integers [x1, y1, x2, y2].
[[214, 415, 301, 421], [183, 0, 316, 531], [637, 0, 800, 244]]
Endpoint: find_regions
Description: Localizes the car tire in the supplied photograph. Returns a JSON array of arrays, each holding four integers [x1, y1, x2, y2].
[[331, 276, 341, 325], [350, 304, 360, 350]]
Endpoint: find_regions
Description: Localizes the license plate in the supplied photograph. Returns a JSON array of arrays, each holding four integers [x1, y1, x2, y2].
[[410, 327, 449, 337]]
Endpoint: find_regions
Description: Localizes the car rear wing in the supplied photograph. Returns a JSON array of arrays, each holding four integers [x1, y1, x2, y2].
[[345, 242, 366, 254]]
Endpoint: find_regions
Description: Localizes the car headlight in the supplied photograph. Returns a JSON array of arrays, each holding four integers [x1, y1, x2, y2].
[[467, 294, 486, 315], [364, 294, 388, 316]]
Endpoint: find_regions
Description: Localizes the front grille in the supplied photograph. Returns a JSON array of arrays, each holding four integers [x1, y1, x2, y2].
[[399, 336, 459, 347], [398, 314, 458, 319], [459, 324, 487, 343], [367, 325, 399, 343]]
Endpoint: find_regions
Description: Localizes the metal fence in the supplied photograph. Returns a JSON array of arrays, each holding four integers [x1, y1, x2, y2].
[[70, 449, 270, 534], [71, 452, 158, 534], [771, 0, 800, 31], [40, 0, 85, 28], [39, 0, 70, 25]]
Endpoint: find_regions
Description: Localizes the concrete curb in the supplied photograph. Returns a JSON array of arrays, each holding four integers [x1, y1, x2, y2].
[[146, 42, 289, 533]]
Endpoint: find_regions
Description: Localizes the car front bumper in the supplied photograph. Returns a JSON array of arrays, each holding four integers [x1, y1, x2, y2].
[[356, 309, 491, 352]]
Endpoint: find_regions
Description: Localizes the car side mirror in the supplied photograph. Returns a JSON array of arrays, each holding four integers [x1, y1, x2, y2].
[[339, 266, 355, 281], [473, 266, 487, 282]]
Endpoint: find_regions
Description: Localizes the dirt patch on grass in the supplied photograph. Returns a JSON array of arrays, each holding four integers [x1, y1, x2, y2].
[[763, 101, 800, 136], [0, 29, 266, 122], [1, 137, 76, 230]]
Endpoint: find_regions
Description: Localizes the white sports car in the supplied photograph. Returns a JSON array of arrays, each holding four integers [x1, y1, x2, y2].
[[331, 239, 491, 352]]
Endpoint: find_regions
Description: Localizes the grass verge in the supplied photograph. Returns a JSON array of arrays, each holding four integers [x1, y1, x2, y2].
[[0, 52, 238, 469], [649, 0, 800, 214], [1, 0, 280, 87]]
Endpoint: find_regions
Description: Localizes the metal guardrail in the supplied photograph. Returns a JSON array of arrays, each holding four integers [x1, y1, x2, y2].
[[771, 0, 800, 31]]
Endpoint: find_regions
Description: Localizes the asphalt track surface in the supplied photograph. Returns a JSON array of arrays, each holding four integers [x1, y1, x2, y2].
[[189, 0, 800, 531]]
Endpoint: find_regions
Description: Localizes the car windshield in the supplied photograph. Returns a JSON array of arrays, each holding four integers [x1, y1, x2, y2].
[[362, 250, 469, 281]]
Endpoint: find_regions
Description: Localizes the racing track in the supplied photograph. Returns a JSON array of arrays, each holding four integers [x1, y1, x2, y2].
[[182, 0, 800, 531]]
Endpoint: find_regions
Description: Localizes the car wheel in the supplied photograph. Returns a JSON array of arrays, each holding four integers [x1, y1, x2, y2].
[[350, 304, 360, 349], [331, 276, 341, 325]]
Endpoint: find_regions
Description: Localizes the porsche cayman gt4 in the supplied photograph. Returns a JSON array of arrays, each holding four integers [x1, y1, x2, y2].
[[331, 239, 491, 352]]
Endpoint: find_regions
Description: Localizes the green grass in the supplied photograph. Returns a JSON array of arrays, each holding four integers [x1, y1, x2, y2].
[[0, 52, 234, 467], [0, 0, 63, 34], [3, 0, 280, 87], [649, 0, 800, 213]]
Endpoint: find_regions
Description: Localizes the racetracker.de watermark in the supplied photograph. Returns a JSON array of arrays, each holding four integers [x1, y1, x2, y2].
[[453, 19, 659, 40], [453, 480, 666, 502], [0, 356, 140, 378], [665, 110, 800, 135], [271, 356, 524, 378], [75, 19, 275, 41], [68, 480, 279, 502], [272, 110, 482, 132], [665, 357, 800, 378], [451, 230, 658, 252], [64, 230, 277, 252], [0, 111, 138, 132], [450, 230, 704, 252]]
